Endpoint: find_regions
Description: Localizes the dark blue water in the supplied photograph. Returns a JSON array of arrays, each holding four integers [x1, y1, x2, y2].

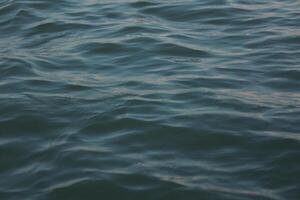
[[1, 0, 300, 199]]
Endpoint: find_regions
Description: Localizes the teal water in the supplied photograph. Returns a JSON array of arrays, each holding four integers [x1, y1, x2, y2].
[[1, 0, 300, 199]]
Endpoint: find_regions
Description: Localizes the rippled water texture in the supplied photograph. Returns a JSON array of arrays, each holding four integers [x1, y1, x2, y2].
[[1, 0, 300, 199]]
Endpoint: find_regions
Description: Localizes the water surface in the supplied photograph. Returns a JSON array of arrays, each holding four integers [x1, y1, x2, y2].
[[0, 0, 300, 199]]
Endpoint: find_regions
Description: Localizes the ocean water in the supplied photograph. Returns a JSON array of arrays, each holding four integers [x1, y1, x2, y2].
[[0, 0, 300, 199]]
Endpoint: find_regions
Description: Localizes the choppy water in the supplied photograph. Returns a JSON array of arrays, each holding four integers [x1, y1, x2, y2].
[[1, 0, 300, 199]]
